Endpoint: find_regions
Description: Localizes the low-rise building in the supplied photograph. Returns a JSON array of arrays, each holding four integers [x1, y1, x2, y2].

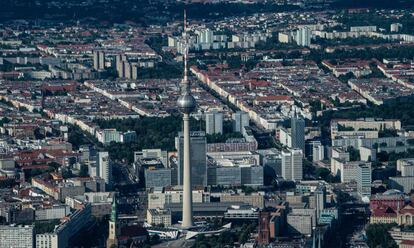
[[146, 209, 172, 227], [397, 159, 414, 177]]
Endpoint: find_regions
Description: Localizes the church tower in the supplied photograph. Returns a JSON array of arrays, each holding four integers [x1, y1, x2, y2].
[[107, 195, 119, 248]]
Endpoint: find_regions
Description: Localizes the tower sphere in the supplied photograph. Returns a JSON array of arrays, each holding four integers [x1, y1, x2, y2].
[[177, 94, 196, 114]]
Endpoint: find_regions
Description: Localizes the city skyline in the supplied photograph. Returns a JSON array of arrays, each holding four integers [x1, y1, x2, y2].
[[1, 0, 414, 248]]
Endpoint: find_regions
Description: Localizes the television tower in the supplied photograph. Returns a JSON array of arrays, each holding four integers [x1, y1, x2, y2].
[[177, 10, 195, 228]]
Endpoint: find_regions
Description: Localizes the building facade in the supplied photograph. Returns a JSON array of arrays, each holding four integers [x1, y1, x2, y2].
[[281, 148, 303, 181], [205, 110, 223, 135], [233, 111, 249, 133], [176, 131, 207, 187], [291, 117, 305, 152], [0, 225, 34, 248]]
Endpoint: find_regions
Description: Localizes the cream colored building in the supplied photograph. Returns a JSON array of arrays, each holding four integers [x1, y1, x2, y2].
[[148, 187, 210, 209], [331, 119, 401, 139], [220, 193, 264, 208], [278, 32, 291, 43], [147, 209, 172, 226]]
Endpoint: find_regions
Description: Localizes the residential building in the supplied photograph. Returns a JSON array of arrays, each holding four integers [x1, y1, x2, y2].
[[308, 140, 324, 161], [389, 177, 414, 193], [98, 152, 112, 188], [233, 111, 249, 133], [278, 32, 292, 43], [35, 205, 70, 221], [390, 23, 402, 32], [205, 110, 223, 135], [397, 159, 414, 177], [93, 51, 105, 70], [281, 149, 303, 181], [278, 127, 292, 148], [357, 163, 372, 198], [295, 27, 311, 47], [96, 129, 122, 144], [0, 225, 34, 248]]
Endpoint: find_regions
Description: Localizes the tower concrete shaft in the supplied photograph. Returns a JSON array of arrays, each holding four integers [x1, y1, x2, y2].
[[177, 9, 195, 229], [181, 113, 193, 228]]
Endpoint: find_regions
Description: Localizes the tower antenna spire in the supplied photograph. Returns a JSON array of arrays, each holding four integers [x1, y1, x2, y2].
[[183, 9, 188, 87]]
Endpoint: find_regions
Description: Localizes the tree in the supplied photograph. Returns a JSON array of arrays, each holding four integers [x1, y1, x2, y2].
[[149, 234, 161, 245], [61, 167, 73, 179], [243, 186, 256, 195], [0, 178, 16, 188], [34, 220, 60, 234], [0, 117, 10, 126], [366, 223, 398, 248], [315, 167, 331, 181], [347, 146, 360, 161], [48, 162, 61, 169], [79, 164, 89, 177]]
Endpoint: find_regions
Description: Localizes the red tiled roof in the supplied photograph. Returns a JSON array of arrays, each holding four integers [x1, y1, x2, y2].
[[401, 240, 414, 246], [255, 95, 293, 102], [400, 205, 414, 215], [371, 207, 397, 217]]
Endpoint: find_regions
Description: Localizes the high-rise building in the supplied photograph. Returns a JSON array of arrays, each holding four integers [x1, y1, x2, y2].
[[123, 61, 132, 79], [296, 27, 311, 47], [93, 51, 105, 70], [196, 29, 214, 44], [116, 55, 124, 78], [205, 110, 223, 135], [357, 163, 372, 198], [232, 111, 250, 133], [98, 151, 112, 188], [291, 116, 305, 152], [93, 51, 100, 70], [0, 225, 34, 248], [131, 63, 139, 80], [281, 148, 303, 181], [115, 54, 138, 80], [176, 131, 207, 187], [308, 141, 324, 161]]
